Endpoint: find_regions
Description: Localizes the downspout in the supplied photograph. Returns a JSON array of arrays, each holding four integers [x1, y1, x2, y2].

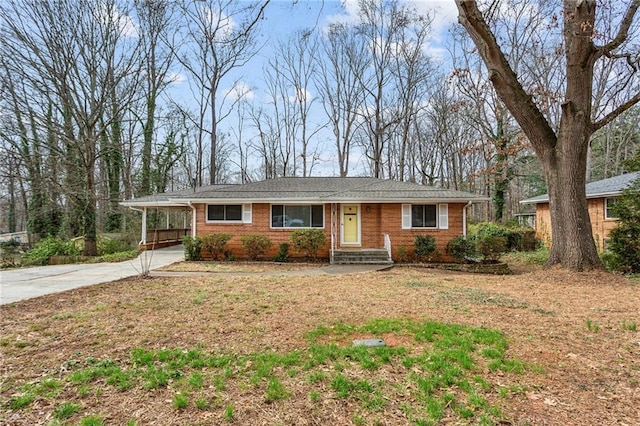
[[188, 201, 197, 238], [463, 201, 473, 238]]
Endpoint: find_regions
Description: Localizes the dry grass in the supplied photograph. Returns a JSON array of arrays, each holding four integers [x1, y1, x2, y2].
[[1, 263, 639, 425]]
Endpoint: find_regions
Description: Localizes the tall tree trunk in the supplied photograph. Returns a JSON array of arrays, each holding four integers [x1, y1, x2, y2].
[[455, 0, 640, 270], [83, 132, 98, 257]]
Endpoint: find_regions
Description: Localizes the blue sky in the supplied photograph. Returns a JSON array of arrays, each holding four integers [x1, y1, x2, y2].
[[167, 0, 459, 102], [164, 0, 461, 178]]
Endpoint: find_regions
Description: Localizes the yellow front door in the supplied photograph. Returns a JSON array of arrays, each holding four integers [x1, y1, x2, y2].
[[342, 204, 359, 245]]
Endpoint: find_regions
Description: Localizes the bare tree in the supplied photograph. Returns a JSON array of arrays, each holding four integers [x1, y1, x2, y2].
[[135, 0, 178, 196], [315, 22, 368, 177], [456, 0, 640, 270], [388, 12, 435, 181], [0, 0, 142, 255], [354, 0, 405, 178], [176, 0, 269, 185]]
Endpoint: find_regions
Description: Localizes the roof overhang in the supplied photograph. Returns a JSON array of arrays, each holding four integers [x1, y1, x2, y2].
[[520, 191, 622, 205], [171, 197, 489, 204], [119, 200, 190, 208]]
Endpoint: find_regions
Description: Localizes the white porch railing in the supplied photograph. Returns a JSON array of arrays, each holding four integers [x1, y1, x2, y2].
[[383, 233, 392, 261], [330, 203, 338, 264]]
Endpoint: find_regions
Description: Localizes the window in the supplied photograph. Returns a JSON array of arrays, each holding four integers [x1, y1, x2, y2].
[[206, 204, 251, 222], [402, 204, 448, 230], [271, 204, 324, 228], [605, 198, 618, 219], [412, 205, 437, 228]]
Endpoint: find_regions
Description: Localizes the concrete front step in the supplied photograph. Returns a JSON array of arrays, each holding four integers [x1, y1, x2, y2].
[[332, 249, 393, 265]]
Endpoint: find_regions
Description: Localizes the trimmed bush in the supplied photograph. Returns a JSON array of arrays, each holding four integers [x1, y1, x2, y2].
[[469, 222, 538, 252], [476, 236, 507, 263], [414, 234, 437, 261], [240, 234, 272, 261], [201, 233, 232, 260], [446, 236, 475, 262], [290, 229, 326, 261], [182, 236, 202, 261], [97, 237, 131, 256], [273, 243, 290, 262]]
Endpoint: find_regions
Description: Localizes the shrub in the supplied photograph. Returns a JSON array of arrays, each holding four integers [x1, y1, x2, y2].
[[446, 236, 474, 262], [469, 222, 538, 252], [600, 250, 624, 272], [470, 222, 509, 239], [476, 236, 507, 263], [414, 234, 436, 261], [273, 243, 290, 262], [396, 245, 409, 263], [0, 238, 20, 249], [200, 233, 232, 260], [608, 177, 640, 273], [506, 228, 538, 251], [99, 250, 139, 263], [98, 236, 130, 256], [182, 236, 202, 261], [22, 236, 80, 265], [240, 235, 272, 261], [290, 229, 326, 261]]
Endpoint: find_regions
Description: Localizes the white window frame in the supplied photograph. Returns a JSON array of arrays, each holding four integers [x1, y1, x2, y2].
[[605, 198, 618, 220], [402, 203, 449, 230], [270, 204, 325, 229], [206, 204, 252, 224]]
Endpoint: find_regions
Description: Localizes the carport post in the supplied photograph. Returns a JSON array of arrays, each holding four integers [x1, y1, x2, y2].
[[141, 207, 147, 245]]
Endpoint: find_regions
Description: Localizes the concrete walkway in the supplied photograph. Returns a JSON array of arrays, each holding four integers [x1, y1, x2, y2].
[[0, 247, 393, 305], [0, 245, 185, 305]]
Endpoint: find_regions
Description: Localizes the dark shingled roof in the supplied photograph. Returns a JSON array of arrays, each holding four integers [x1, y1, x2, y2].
[[520, 172, 639, 204], [121, 177, 487, 207]]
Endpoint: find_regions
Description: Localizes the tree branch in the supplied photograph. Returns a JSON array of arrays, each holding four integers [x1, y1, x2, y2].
[[454, 0, 557, 152], [596, 0, 640, 59], [592, 91, 640, 131]]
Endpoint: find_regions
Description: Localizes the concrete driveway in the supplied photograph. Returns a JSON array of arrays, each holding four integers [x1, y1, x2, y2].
[[0, 246, 393, 305], [0, 245, 184, 305]]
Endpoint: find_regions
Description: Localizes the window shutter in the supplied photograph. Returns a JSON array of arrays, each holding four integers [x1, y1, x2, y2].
[[438, 204, 448, 230], [402, 204, 411, 229], [242, 204, 252, 223]]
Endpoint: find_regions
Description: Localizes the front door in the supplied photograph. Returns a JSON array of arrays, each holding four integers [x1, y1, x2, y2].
[[341, 204, 360, 246]]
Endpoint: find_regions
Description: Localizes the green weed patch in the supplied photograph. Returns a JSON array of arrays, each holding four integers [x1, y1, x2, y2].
[[5, 319, 529, 425]]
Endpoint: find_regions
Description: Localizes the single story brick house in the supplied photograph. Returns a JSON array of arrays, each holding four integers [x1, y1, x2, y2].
[[121, 177, 488, 263], [520, 172, 639, 252]]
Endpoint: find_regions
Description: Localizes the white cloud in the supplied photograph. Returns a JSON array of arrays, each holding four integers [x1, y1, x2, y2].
[[288, 86, 314, 104], [325, 0, 458, 33], [200, 5, 236, 41], [224, 81, 255, 101], [322, 0, 457, 61], [414, 0, 459, 39], [166, 72, 188, 85], [99, 3, 138, 38]]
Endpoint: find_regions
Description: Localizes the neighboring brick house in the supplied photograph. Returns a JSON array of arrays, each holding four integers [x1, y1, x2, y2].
[[520, 172, 639, 252], [121, 177, 487, 263]]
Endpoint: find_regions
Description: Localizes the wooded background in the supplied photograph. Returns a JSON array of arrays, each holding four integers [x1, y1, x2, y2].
[[1, 0, 639, 254]]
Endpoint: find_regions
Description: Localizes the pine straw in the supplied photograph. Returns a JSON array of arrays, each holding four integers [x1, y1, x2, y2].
[[1, 265, 639, 425]]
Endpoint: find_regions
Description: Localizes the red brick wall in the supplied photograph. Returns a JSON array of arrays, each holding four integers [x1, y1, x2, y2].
[[195, 202, 467, 261]]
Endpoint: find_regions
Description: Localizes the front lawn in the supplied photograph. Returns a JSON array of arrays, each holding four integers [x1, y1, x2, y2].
[[1, 267, 638, 425]]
